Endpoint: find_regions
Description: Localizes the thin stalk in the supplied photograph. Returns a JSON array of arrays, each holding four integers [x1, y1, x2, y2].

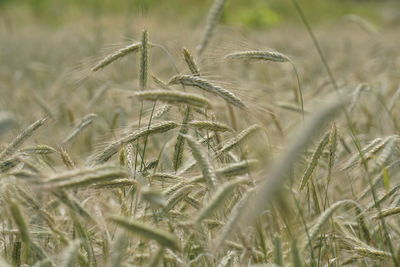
[[140, 101, 157, 171], [289, 61, 304, 122]]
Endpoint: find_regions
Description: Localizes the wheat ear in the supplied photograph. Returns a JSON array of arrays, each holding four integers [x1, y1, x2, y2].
[[0, 117, 46, 160], [197, 0, 226, 55], [93, 121, 177, 164], [91, 42, 141, 72], [173, 107, 191, 171], [168, 74, 245, 109], [62, 113, 97, 145], [109, 216, 179, 250], [299, 132, 329, 190], [131, 90, 211, 108], [183, 47, 200, 75], [182, 134, 218, 189], [194, 178, 247, 224]]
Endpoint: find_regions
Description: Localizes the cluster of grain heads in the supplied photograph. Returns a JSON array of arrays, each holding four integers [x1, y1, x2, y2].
[[304, 199, 369, 249], [168, 74, 245, 109], [343, 135, 399, 172], [2, 3, 399, 265], [174, 124, 262, 177], [240, 97, 344, 230]]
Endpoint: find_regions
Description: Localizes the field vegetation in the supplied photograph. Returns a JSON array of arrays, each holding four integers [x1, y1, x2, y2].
[[1, 0, 400, 266]]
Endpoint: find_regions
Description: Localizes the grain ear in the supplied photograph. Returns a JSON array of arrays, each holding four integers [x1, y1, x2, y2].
[[91, 43, 141, 72], [197, 0, 226, 55], [168, 74, 245, 109], [0, 117, 46, 160]]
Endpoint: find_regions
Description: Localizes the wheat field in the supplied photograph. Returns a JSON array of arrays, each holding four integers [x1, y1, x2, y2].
[[1, 0, 400, 266]]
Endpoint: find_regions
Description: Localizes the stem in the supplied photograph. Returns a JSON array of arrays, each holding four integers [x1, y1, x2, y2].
[[140, 101, 157, 171], [289, 61, 305, 122], [133, 102, 143, 176]]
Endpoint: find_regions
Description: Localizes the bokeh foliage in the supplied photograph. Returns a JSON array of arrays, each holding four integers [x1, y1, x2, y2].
[[0, 0, 395, 28]]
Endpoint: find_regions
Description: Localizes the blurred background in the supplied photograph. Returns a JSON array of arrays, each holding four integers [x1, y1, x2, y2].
[[1, 0, 400, 30]]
